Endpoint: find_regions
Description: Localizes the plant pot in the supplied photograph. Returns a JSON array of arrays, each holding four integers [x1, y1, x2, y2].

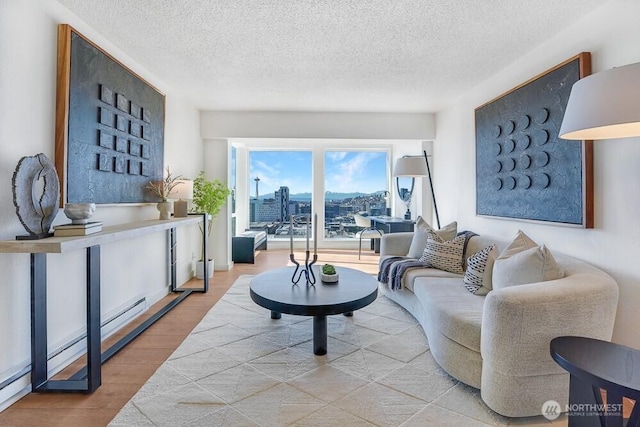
[[156, 201, 172, 220], [196, 259, 214, 279], [321, 272, 339, 283]]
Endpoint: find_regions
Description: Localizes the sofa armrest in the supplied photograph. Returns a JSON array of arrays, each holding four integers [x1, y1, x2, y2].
[[481, 273, 619, 378], [380, 232, 413, 258]]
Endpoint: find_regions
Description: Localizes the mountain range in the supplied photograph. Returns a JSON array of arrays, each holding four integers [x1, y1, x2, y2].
[[254, 191, 385, 202]]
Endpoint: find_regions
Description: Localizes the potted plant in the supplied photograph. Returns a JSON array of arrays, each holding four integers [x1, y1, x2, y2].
[[321, 264, 339, 283], [145, 166, 183, 220], [191, 171, 231, 279]]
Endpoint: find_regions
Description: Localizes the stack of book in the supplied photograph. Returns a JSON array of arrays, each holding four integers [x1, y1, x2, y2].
[[53, 221, 103, 237]]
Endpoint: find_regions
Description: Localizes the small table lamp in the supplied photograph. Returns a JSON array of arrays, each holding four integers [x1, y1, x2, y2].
[[172, 179, 193, 218]]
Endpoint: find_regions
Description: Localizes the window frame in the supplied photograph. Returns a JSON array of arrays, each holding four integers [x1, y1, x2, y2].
[[234, 139, 393, 246]]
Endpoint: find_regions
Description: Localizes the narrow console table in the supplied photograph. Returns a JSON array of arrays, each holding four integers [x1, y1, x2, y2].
[[369, 216, 416, 234], [0, 214, 207, 393]]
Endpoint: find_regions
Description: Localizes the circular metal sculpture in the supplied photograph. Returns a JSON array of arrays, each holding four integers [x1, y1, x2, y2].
[[12, 153, 60, 238]]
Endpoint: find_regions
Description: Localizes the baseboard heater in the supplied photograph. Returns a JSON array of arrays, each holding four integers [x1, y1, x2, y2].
[[0, 296, 146, 393]]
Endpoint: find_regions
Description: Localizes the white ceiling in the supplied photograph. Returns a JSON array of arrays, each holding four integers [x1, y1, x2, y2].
[[57, 0, 605, 113]]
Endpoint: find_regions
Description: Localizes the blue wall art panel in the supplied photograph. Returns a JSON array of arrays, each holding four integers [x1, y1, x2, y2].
[[475, 53, 593, 228], [55, 25, 165, 204]]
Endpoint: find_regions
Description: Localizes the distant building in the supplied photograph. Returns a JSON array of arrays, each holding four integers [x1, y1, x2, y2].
[[289, 201, 300, 216], [257, 198, 279, 221], [249, 199, 259, 222], [275, 186, 290, 221]]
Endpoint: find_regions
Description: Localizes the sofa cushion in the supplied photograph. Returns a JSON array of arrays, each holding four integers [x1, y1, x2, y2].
[[465, 235, 508, 260], [413, 277, 484, 352], [464, 244, 498, 295], [407, 217, 457, 259], [419, 231, 467, 274], [399, 266, 462, 292], [493, 231, 564, 289]]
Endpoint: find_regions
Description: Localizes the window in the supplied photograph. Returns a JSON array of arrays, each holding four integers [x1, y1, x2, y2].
[[324, 151, 389, 239], [248, 151, 312, 240], [236, 141, 394, 246], [230, 146, 237, 235]]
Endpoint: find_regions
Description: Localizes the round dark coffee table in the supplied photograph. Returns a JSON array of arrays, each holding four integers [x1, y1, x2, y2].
[[551, 336, 640, 426], [250, 266, 378, 355]]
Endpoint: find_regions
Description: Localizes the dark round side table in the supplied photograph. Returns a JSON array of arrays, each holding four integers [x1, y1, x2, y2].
[[551, 336, 640, 427], [250, 266, 378, 355]]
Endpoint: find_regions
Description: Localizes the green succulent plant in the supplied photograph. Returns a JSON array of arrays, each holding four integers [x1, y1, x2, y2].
[[322, 264, 337, 275]]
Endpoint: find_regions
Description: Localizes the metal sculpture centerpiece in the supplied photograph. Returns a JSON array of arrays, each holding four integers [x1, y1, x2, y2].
[[289, 213, 318, 285]]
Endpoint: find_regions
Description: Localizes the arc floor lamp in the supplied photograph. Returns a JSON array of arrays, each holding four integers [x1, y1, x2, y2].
[[393, 150, 440, 229], [560, 61, 640, 140]]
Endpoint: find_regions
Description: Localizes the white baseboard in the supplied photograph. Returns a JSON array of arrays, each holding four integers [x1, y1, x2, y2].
[[0, 294, 148, 413], [214, 262, 233, 271], [0, 377, 29, 412]]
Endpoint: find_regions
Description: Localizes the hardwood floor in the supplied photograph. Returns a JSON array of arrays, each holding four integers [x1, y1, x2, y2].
[[0, 249, 380, 426]]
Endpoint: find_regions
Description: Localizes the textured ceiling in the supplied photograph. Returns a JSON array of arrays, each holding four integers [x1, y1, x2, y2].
[[57, 0, 605, 113]]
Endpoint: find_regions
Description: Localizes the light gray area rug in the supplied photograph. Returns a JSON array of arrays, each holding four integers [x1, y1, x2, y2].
[[110, 275, 565, 427]]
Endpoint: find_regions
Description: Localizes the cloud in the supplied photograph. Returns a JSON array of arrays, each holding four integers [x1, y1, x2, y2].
[[326, 151, 347, 162], [326, 152, 385, 192], [249, 151, 384, 196], [250, 153, 312, 195]]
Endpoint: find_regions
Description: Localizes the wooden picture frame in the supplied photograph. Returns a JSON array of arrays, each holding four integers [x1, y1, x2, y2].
[[55, 24, 165, 205], [475, 52, 593, 228]]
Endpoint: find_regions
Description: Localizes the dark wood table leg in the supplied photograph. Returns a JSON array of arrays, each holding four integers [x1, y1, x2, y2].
[[313, 315, 327, 355], [271, 311, 281, 319], [31, 253, 48, 392], [568, 375, 605, 427]]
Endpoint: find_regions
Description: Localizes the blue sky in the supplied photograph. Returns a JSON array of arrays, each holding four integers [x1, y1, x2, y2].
[[249, 151, 388, 196]]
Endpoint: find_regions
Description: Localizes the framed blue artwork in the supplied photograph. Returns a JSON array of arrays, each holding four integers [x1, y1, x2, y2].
[[475, 52, 593, 228], [55, 24, 165, 204]]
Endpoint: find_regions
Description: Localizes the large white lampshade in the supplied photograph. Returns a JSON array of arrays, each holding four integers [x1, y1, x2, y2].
[[393, 157, 428, 177], [559, 61, 640, 140], [172, 179, 193, 218], [172, 179, 193, 200]]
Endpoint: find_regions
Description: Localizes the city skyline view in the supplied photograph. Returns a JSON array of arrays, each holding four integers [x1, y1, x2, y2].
[[249, 150, 388, 198]]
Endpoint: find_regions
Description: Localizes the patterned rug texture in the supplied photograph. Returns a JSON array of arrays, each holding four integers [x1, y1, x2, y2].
[[109, 274, 559, 427]]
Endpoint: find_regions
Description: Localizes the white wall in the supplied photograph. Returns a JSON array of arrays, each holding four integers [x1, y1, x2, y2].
[[200, 111, 435, 140], [0, 0, 202, 409], [203, 139, 233, 270], [434, 0, 640, 348]]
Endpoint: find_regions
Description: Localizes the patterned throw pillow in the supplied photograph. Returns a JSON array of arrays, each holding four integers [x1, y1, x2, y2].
[[419, 231, 467, 274], [407, 217, 457, 259], [464, 244, 497, 295]]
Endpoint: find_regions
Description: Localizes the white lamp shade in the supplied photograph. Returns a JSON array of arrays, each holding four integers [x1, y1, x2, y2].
[[393, 156, 427, 177], [559, 61, 640, 140], [172, 179, 193, 200]]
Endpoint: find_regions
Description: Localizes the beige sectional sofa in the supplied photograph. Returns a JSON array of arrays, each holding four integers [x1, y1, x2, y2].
[[378, 230, 619, 417]]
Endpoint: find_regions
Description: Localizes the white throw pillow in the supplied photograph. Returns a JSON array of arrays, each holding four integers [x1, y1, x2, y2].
[[500, 229, 538, 258], [464, 244, 499, 295], [407, 217, 457, 259], [493, 231, 564, 289]]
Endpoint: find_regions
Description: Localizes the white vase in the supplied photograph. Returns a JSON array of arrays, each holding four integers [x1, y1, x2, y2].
[[157, 201, 172, 220], [196, 259, 214, 279], [321, 272, 339, 283]]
